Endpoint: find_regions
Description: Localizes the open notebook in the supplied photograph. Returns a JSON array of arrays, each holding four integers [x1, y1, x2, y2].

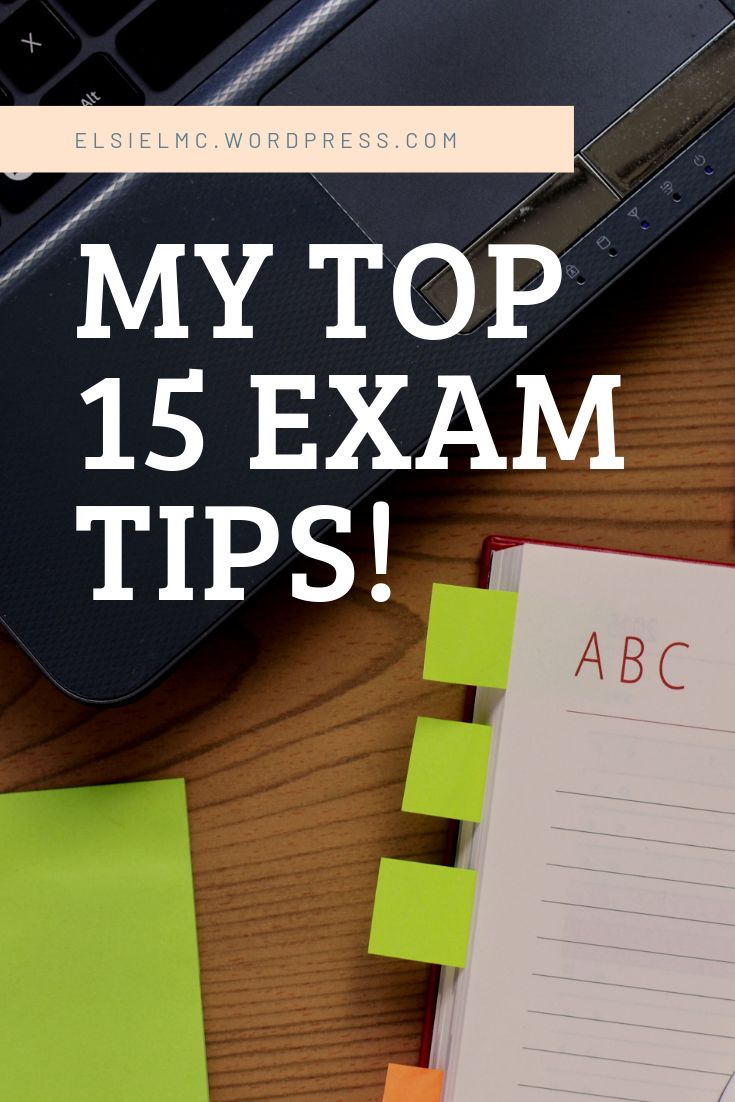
[[428, 539, 735, 1102]]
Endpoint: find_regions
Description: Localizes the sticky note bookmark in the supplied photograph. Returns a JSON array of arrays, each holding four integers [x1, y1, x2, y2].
[[403, 716, 492, 822], [369, 857, 476, 968], [423, 583, 518, 688], [382, 1063, 444, 1102], [0, 779, 209, 1102], [369, 582, 516, 972]]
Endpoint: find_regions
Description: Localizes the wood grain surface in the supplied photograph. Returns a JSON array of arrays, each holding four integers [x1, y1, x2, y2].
[[1, 186, 734, 1101]]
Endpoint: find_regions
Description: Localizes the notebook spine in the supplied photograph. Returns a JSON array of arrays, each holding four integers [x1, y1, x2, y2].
[[419, 540, 502, 1069], [369, 540, 521, 1098]]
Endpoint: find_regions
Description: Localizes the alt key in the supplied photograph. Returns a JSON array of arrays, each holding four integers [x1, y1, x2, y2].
[[41, 53, 143, 105]]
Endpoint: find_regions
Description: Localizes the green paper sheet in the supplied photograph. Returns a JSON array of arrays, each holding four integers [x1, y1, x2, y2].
[[369, 858, 476, 968], [402, 716, 492, 822], [0, 779, 209, 1101], [423, 583, 518, 688]]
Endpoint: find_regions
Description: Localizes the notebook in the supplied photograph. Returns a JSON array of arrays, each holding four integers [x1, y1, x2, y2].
[[377, 537, 735, 1102]]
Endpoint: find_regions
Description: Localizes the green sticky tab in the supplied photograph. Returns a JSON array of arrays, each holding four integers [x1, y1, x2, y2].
[[402, 716, 492, 822], [423, 584, 518, 688], [0, 780, 208, 1102], [369, 858, 476, 968]]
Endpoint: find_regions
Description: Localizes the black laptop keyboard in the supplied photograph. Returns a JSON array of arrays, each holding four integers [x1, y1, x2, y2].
[[118, 0, 270, 91], [58, 0, 140, 36], [0, 0, 285, 228]]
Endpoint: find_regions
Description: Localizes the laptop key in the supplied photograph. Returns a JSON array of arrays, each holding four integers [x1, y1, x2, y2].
[[0, 172, 63, 213], [58, 0, 141, 37], [0, 1, 79, 92], [117, 0, 269, 91], [41, 52, 143, 104]]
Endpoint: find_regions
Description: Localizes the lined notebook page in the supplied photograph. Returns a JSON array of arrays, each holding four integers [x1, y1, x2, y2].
[[451, 543, 735, 1102]]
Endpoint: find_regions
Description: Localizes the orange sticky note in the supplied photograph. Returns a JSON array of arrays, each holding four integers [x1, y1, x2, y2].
[[382, 1063, 444, 1102]]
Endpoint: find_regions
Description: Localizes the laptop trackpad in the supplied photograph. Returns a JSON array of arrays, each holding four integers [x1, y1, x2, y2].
[[263, 0, 730, 262]]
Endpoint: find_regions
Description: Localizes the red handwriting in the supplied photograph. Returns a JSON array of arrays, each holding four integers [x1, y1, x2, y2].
[[574, 632, 689, 690]]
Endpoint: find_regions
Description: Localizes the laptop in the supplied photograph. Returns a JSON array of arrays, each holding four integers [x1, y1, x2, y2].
[[1, 0, 734, 703]]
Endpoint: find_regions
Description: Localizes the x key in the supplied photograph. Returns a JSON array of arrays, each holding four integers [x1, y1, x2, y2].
[[0, 1, 79, 92]]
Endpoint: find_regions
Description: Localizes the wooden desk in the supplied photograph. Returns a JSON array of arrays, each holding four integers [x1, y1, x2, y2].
[[1, 187, 733, 1101]]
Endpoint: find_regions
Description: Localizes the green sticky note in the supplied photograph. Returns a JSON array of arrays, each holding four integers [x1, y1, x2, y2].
[[369, 858, 476, 968], [402, 716, 492, 822], [423, 584, 518, 688], [0, 779, 208, 1102]]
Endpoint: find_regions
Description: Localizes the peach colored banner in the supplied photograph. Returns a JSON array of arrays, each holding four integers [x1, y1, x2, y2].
[[0, 106, 573, 174]]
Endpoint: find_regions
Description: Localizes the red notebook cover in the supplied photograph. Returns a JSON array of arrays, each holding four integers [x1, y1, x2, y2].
[[418, 533, 735, 1068]]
